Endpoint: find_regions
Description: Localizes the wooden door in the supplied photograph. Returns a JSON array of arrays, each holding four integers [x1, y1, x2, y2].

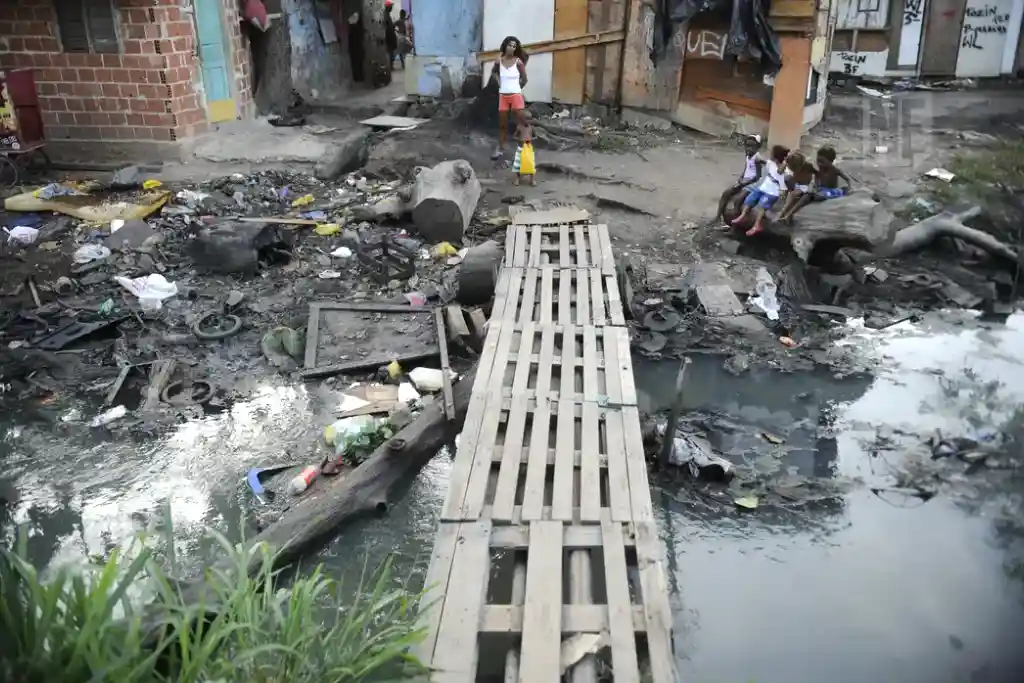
[[919, 0, 967, 75], [195, 0, 236, 122]]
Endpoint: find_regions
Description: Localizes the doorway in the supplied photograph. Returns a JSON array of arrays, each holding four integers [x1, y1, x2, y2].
[[195, 0, 237, 121]]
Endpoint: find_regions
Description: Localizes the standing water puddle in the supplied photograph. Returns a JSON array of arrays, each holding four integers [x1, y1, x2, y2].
[[1, 312, 1023, 682]]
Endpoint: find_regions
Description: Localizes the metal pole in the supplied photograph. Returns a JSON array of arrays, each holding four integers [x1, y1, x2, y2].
[[658, 356, 691, 466]]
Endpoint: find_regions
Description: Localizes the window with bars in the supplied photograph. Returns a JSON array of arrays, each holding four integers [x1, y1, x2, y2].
[[55, 0, 120, 54]]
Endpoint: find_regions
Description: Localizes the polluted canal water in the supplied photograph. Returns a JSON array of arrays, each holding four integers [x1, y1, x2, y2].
[[2, 311, 1024, 683]]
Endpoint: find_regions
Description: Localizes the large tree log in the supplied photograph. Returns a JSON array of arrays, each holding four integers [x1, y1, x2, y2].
[[409, 160, 481, 244], [884, 207, 1018, 262]]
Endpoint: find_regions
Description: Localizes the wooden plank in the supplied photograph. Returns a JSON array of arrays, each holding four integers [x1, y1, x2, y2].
[[596, 224, 615, 273], [603, 325, 622, 405], [303, 304, 321, 369], [435, 308, 456, 421], [588, 225, 605, 269], [529, 225, 543, 267], [591, 270, 606, 325], [578, 402, 601, 522], [576, 266, 590, 326], [519, 521, 563, 682], [601, 518, 642, 683], [539, 269, 554, 325], [415, 521, 462, 665], [558, 224, 571, 267], [582, 325, 598, 401], [560, 324, 577, 398], [440, 279, 515, 520], [514, 227, 528, 266], [519, 268, 539, 325], [431, 520, 493, 683], [613, 327, 637, 405], [551, 399, 575, 521], [600, 0, 626, 103], [622, 405, 653, 521], [635, 521, 677, 683], [604, 409, 632, 521], [490, 523, 638, 549], [606, 275, 625, 325], [492, 323, 537, 522], [521, 334, 552, 522], [505, 224, 516, 265], [558, 270, 572, 326], [299, 347, 440, 380], [478, 30, 625, 62], [460, 313, 518, 519], [573, 224, 589, 268], [552, 0, 589, 104], [481, 603, 646, 633]]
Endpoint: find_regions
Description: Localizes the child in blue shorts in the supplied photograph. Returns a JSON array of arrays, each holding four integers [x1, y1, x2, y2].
[[731, 144, 789, 236]]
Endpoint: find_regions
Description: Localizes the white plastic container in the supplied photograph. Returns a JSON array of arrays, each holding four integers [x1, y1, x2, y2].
[[288, 465, 321, 495]]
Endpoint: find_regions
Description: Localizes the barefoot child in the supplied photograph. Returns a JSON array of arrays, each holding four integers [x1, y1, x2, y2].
[[731, 144, 788, 236], [716, 134, 765, 222], [779, 145, 853, 222], [512, 110, 536, 186], [776, 151, 814, 223]]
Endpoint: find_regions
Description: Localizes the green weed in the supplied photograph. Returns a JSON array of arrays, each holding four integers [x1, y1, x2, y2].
[[0, 526, 426, 683]]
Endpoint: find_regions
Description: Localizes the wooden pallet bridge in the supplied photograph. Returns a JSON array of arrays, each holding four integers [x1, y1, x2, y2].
[[417, 209, 676, 682]]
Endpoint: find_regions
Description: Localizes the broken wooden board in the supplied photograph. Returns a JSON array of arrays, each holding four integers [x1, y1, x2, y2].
[[359, 115, 429, 129], [303, 302, 436, 373], [476, 30, 625, 62], [512, 206, 591, 226]]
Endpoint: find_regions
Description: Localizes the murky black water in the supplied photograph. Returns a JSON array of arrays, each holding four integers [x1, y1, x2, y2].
[[3, 312, 1024, 682]]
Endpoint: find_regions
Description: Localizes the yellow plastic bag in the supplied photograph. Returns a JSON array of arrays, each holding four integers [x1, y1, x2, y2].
[[291, 194, 314, 207], [143, 179, 163, 189], [314, 223, 340, 236], [519, 142, 536, 175]]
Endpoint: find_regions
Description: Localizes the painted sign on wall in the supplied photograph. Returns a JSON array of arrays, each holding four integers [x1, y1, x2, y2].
[[956, 0, 1014, 76], [898, 0, 927, 66], [828, 49, 889, 77]]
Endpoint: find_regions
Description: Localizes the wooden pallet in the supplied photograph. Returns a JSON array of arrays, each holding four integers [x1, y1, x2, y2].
[[416, 518, 675, 683], [421, 214, 675, 682], [497, 267, 626, 327], [504, 223, 616, 274]]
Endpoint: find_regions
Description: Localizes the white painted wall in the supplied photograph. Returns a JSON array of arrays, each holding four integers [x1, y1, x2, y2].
[[835, 0, 890, 29], [829, 49, 890, 76], [482, 0, 554, 102], [898, 0, 927, 67], [956, 0, 1016, 76], [1000, 0, 1024, 72]]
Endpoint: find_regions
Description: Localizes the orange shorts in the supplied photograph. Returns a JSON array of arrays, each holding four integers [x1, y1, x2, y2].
[[498, 93, 525, 111]]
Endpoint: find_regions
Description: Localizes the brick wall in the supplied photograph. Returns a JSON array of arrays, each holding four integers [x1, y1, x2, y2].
[[0, 0, 253, 155]]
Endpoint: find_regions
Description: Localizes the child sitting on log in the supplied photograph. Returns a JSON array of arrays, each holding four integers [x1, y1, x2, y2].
[[776, 150, 815, 224], [777, 145, 853, 223], [716, 134, 765, 223], [730, 144, 789, 236]]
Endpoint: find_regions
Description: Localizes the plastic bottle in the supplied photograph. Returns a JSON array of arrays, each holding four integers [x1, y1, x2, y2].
[[288, 465, 321, 495]]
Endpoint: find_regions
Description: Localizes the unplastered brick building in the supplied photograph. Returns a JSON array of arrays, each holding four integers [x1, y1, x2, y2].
[[0, 0, 255, 161]]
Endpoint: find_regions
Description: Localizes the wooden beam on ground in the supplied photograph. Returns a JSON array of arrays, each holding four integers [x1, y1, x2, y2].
[[477, 30, 625, 63]]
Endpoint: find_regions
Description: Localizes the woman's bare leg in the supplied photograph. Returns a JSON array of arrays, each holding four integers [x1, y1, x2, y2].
[[497, 109, 508, 152]]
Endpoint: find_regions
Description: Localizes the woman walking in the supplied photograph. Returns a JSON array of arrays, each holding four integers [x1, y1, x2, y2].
[[490, 36, 528, 159]]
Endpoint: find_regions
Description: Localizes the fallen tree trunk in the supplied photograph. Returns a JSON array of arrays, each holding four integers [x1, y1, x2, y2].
[[883, 207, 1018, 262], [410, 160, 481, 244]]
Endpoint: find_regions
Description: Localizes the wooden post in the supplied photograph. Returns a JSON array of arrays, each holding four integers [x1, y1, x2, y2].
[[658, 356, 690, 466]]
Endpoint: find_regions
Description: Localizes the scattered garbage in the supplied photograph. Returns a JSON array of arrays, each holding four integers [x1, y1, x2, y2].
[[246, 464, 296, 503], [330, 246, 353, 258], [90, 405, 127, 427], [5, 226, 40, 245], [318, 270, 342, 279], [750, 268, 779, 321], [408, 367, 453, 393], [924, 168, 956, 183], [734, 495, 760, 510], [315, 223, 341, 236], [288, 464, 321, 495], [115, 273, 179, 311], [73, 244, 112, 264], [668, 432, 735, 481], [291, 194, 315, 207]]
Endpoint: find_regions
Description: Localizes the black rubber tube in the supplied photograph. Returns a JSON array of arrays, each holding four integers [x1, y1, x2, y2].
[[192, 312, 242, 341]]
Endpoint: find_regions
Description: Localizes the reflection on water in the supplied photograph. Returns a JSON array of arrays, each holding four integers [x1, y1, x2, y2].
[[2, 312, 1024, 682]]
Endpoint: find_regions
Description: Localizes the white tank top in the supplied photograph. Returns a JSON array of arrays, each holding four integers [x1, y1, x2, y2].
[[498, 59, 522, 94]]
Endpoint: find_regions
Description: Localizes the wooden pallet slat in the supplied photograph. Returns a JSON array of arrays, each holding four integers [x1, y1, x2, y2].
[[622, 405, 653, 522], [415, 521, 462, 666], [573, 225, 589, 268], [519, 521, 563, 682], [606, 274, 626, 326], [559, 224, 571, 266], [604, 409, 632, 522], [602, 519, 642, 683], [635, 521, 678, 683], [551, 399, 575, 521], [519, 268, 538, 325], [529, 225, 543, 267], [557, 270, 572, 326], [492, 322, 537, 522], [591, 270, 607, 325], [579, 402, 601, 522], [431, 520, 493, 683], [582, 326, 599, 401], [597, 224, 615, 274]]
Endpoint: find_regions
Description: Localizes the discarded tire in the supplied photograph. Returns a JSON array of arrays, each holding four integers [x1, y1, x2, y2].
[[457, 240, 502, 307], [192, 312, 242, 341], [161, 380, 213, 405]]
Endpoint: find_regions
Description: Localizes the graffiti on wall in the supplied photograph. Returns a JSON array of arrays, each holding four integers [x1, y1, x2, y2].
[[684, 29, 726, 59], [828, 49, 890, 77], [903, 0, 925, 24], [961, 4, 1011, 50]]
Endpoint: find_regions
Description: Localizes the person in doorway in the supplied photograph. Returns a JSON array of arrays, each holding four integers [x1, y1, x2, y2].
[[716, 134, 764, 223], [489, 35, 528, 159], [512, 110, 536, 186], [383, 0, 398, 71], [396, 9, 414, 59], [730, 144, 788, 236]]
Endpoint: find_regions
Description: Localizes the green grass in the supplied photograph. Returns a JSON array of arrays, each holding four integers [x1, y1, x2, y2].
[[0, 526, 427, 683], [927, 139, 1024, 210]]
